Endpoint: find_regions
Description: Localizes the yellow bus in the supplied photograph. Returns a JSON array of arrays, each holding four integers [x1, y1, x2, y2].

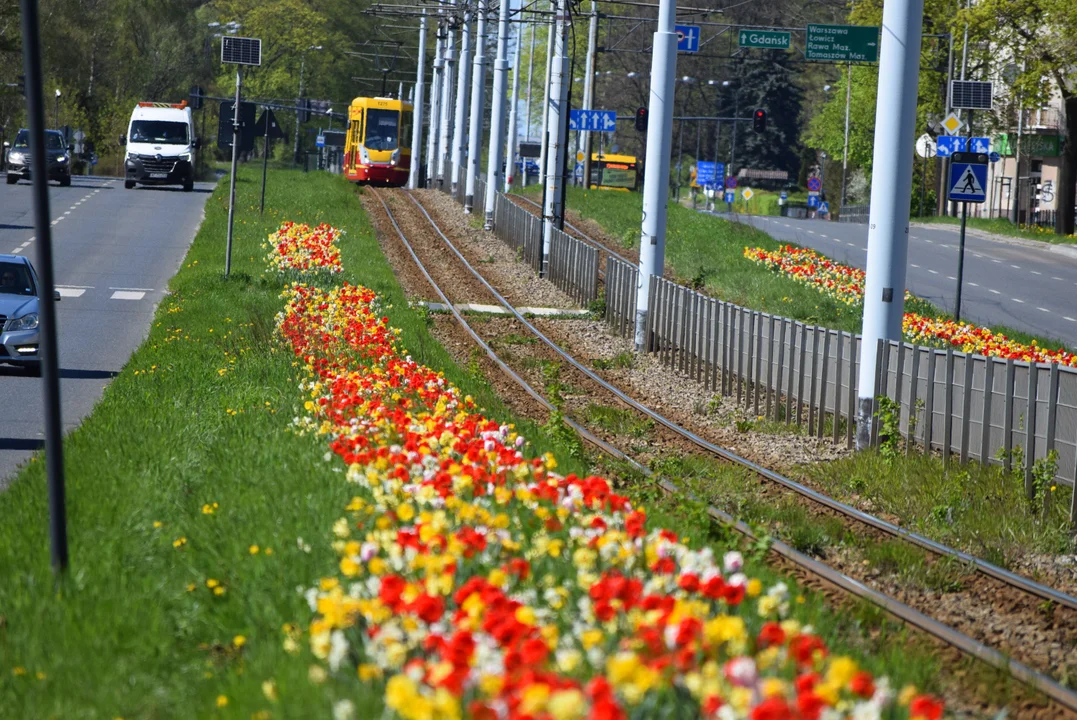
[[344, 96, 413, 186], [589, 153, 640, 191]]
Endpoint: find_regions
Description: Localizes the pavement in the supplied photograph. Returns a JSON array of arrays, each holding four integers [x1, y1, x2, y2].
[[0, 173, 214, 487], [720, 212, 1077, 348]]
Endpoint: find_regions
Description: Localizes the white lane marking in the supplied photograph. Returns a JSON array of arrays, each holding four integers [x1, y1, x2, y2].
[[1066, 317, 1076, 322], [989, 289, 1001, 294], [57, 288, 85, 298], [819, 234, 828, 239], [1012, 298, 1025, 303], [925, 238, 934, 243], [947, 275, 956, 280], [1011, 264, 1021, 269], [993, 259, 1001, 263], [911, 264, 920, 268], [1053, 276, 1064, 281], [807, 230, 815, 235], [56, 284, 94, 289], [928, 269, 939, 274], [68, 206, 77, 210], [11, 248, 22, 254], [20, 241, 31, 248], [63, 211, 71, 216], [109, 286, 155, 292], [1038, 307, 1050, 312], [1030, 270, 1042, 275], [110, 290, 146, 301], [969, 282, 979, 287], [972, 253, 983, 258], [846, 242, 855, 246]]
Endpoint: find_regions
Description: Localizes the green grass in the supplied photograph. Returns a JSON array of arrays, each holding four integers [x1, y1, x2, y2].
[[920, 214, 1077, 245], [583, 403, 655, 438], [0, 167, 594, 718]]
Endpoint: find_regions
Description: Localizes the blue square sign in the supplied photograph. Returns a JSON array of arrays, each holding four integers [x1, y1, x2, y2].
[[948, 153, 988, 203], [724, 191, 735, 204], [676, 25, 700, 52], [569, 109, 617, 132]]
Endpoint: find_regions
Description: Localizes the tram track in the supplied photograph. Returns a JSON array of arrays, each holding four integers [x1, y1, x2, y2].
[[368, 185, 1077, 716]]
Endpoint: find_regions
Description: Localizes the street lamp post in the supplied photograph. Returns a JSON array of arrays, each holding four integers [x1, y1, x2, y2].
[[674, 76, 695, 200], [723, 80, 738, 175], [54, 88, 60, 129], [293, 45, 322, 166]]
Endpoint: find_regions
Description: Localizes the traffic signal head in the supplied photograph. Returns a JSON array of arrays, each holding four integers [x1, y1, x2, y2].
[[634, 106, 648, 132], [297, 98, 312, 124], [17, 75, 25, 96], [753, 109, 767, 132], [189, 85, 204, 110]]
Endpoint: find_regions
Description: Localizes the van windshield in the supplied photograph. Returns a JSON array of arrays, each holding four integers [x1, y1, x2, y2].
[[130, 120, 189, 145]]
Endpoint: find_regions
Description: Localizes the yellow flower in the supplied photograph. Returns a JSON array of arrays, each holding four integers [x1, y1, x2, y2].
[[746, 578, 763, 597], [172, 537, 187, 548], [215, 695, 228, 708], [185, 583, 196, 593], [825, 656, 858, 687], [262, 678, 278, 702], [12, 666, 26, 676], [548, 689, 586, 720], [520, 683, 551, 715], [201, 503, 215, 515], [152, 521, 163, 529], [249, 544, 260, 555], [358, 664, 382, 681], [206, 578, 220, 589], [233, 635, 246, 648]]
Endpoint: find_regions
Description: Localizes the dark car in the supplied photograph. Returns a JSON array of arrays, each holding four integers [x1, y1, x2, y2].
[[5, 129, 72, 186]]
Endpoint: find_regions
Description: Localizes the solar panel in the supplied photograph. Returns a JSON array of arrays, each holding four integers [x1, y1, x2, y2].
[[221, 36, 262, 66], [951, 80, 993, 110]]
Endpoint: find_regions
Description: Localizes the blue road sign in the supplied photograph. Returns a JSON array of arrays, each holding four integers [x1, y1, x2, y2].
[[780, 190, 788, 199], [807, 176, 822, 192], [819, 201, 830, 215], [936, 136, 989, 157], [807, 194, 820, 209], [989, 151, 1001, 163], [315, 134, 326, 148], [676, 25, 701, 52], [724, 191, 735, 204], [725, 176, 737, 189], [948, 159, 988, 203], [696, 161, 724, 185], [569, 109, 617, 132]]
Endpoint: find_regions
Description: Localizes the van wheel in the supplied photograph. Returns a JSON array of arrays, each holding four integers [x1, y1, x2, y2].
[[182, 179, 194, 192], [124, 180, 136, 189], [5, 175, 18, 185], [59, 175, 71, 187]]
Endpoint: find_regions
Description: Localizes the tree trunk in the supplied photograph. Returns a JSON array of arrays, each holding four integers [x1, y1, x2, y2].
[[1058, 92, 1077, 236]]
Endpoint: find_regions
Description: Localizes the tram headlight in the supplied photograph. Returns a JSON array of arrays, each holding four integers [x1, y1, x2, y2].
[[390, 148, 400, 166], [359, 147, 371, 164]]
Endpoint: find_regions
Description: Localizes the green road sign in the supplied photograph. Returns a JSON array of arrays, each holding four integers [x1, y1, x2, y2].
[[805, 24, 879, 62], [737, 29, 792, 49]]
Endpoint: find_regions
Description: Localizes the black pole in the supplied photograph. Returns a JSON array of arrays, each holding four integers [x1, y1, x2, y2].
[[19, 0, 68, 574], [955, 202, 968, 323], [260, 106, 269, 214], [919, 152, 926, 217], [199, 104, 207, 180]]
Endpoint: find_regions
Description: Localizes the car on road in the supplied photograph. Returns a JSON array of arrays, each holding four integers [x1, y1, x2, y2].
[[121, 101, 198, 191], [0, 255, 60, 375], [5, 129, 72, 186]]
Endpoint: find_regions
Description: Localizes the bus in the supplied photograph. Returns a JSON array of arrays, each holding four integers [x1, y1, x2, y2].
[[343, 96, 413, 186], [589, 153, 640, 191]]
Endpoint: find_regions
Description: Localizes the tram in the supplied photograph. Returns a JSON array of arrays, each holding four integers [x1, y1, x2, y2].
[[343, 96, 413, 186], [588, 153, 640, 191]]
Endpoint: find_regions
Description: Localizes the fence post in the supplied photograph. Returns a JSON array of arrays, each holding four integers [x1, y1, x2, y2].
[[943, 349, 954, 466], [796, 324, 808, 427], [894, 342, 906, 435], [846, 336, 857, 448], [808, 326, 819, 435], [788, 324, 799, 425], [833, 331, 844, 442], [1044, 363, 1060, 514], [744, 312, 756, 409], [775, 319, 787, 423], [871, 339, 885, 448], [818, 330, 831, 440], [979, 357, 994, 466], [766, 316, 776, 420], [908, 346, 921, 453], [1003, 359, 1015, 473], [754, 315, 764, 416], [1024, 364, 1039, 501], [960, 354, 973, 464]]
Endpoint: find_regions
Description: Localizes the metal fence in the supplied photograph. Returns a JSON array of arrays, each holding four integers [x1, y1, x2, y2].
[[838, 205, 870, 223], [604, 256, 639, 339], [547, 226, 600, 306], [632, 272, 1077, 510], [491, 191, 544, 273]]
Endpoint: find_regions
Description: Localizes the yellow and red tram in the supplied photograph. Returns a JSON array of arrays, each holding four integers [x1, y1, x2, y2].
[[344, 96, 413, 186]]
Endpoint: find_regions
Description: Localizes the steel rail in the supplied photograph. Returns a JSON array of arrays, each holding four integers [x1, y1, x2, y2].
[[505, 191, 1077, 614], [375, 187, 1077, 713]]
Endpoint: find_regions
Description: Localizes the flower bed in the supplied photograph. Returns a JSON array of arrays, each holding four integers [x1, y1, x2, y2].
[[264, 221, 344, 275], [745, 245, 1077, 367], [275, 268, 944, 718]]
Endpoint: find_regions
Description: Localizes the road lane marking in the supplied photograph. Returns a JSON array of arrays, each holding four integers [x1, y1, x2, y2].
[[11, 248, 22, 253], [1011, 264, 1021, 269], [947, 275, 956, 280], [1066, 317, 1076, 322], [911, 264, 920, 268], [989, 289, 1001, 294], [57, 288, 86, 298], [925, 239, 934, 243], [846, 242, 855, 246], [1038, 307, 1050, 312], [20, 241, 31, 248], [1053, 276, 1064, 281], [57, 284, 94, 289], [109, 286, 155, 292], [928, 269, 939, 274], [1012, 298, 1025, 303], [110, 290, 146, 301], [993, 259, 1001, 263], [969, 282, 979, 287], [1030, 270, 1041, 275]]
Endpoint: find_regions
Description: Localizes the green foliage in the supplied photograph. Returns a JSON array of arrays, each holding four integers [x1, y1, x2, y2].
[[873, 395, 901, 462]]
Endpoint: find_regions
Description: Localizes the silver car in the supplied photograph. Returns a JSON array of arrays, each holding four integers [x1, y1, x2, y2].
[[0, 255, 60, 374]]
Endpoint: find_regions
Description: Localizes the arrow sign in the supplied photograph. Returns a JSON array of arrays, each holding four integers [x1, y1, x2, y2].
[[675, 25, 700, 52], [570, 109, 616, 132]]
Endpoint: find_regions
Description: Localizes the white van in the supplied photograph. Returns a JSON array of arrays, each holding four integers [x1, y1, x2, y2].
[[120, 101, 199, 191]]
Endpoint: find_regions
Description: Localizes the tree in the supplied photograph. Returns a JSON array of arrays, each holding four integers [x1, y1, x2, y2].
[[964, 0, 1077, 235], [726, 55, 803, 178]]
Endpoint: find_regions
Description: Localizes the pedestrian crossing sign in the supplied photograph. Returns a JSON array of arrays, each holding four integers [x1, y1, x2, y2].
[[947, 151, 988, 203]]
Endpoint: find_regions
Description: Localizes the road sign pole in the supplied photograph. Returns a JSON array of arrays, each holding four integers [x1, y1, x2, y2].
[[856, 0, 925, 449], [581, 1, 598, 189], [426, 29, 443, 188], [451, 11, 472, 195], [505, 24, 522, 192], [538, 4, 555, 210], [260, 105, 269, 214], [840, 62, 852, 211], [19, 0, 67, 575], [408, 11, 427, 189], [437, 10, 456, 187], [541, 0, 570, 269], [955, 202, 968, 323], [633, 0, 678, 349], [484, 0, 511, 227], [225, 68, 241, 277], [464, 0, 487, 213]]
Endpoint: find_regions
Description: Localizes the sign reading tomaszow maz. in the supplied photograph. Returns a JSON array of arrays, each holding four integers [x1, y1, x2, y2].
[[737, 29, 791, 49], [805, 24, 879, 63]]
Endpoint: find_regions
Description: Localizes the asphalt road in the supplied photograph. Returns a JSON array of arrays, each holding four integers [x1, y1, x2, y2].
[[0, 173, 214, 488], [724, 212, 1077, 348]]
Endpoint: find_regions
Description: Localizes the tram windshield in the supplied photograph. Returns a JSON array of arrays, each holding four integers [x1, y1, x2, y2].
[[364, 109, 400, 151]]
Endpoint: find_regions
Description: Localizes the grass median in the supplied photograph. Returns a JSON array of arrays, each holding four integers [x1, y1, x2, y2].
[[919, 214, 1077, 245], [0, 168, 962, 715]]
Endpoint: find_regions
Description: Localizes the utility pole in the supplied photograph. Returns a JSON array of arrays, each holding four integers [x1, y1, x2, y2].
[[451, 10, 472, 194], [526, 14, 536, 141], [426, 29, 443, 187], [225, 68, 241, 276], [937, 32, 954, 216], [484, 0, 512, 225], [840, 63, 852, 211], [633, 0, 678, 348], [408, 10, 427, 189], [436, 11, 456, 187], [541, 0, 570, 274], [505, 28, 522, 191], [580, 1, 599, 189], [464, 0, 487, 213], [856, 0, 925, 448], [538, 6, 555, 205]]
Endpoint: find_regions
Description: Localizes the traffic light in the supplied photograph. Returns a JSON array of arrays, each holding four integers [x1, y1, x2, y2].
[[634, 106, 648, 132], [189, 85, 204, 110], [17, 75, 25, 96], [753, 109, 767, 132], [297, 98, 312, 124]]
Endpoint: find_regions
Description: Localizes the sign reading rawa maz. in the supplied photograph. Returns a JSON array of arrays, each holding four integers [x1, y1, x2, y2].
[[805, 24, 879, 63]]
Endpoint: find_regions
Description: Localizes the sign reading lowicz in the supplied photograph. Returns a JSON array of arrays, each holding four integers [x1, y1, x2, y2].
[[805, 24, 879, 63]]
